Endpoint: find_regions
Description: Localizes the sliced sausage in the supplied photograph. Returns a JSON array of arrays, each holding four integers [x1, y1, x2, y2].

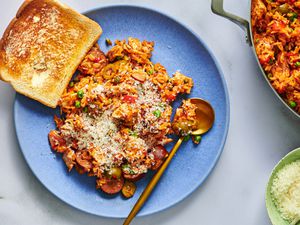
[[98, 176, 124, 195], [151, 145, 168, 170], [123, 173, 145, 182]]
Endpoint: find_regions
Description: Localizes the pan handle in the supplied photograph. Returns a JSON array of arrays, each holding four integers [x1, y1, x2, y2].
[[211, 0, 252, 46]]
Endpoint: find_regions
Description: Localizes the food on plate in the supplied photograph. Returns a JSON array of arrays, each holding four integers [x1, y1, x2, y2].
[[251, 0, 300, 114], [172, 99, 200, 137], [0, 0, 102, 108], [122, 180, 137, 198], [192, 135, 202, 144], [48, 38, 194, 196], [271, 160, 300, 224]]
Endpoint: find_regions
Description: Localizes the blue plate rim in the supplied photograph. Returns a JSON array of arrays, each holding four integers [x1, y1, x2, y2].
[[13, 4, 230, 218]]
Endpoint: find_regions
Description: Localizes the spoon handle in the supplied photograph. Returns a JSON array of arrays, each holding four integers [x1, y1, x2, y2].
[[123, 136, 184, 225]]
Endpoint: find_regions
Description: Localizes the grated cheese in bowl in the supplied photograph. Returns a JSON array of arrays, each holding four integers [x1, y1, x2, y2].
[[271, 160, 300, 224]]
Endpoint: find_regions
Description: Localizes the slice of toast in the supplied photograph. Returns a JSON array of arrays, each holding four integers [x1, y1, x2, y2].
[[0, 0, 102, 108]]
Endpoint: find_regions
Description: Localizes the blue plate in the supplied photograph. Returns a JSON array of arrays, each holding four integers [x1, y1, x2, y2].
[[14, 5, 229, 218]]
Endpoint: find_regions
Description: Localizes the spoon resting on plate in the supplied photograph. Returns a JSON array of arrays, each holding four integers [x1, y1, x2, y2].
[[123, 98, 215, 225]]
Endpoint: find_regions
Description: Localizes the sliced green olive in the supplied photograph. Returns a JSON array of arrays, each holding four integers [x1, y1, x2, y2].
[[110, 167, 122, 179], [278, 3, 290, 14]]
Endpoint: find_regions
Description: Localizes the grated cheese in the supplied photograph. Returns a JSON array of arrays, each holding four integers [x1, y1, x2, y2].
[[271, 160, 300, 224]]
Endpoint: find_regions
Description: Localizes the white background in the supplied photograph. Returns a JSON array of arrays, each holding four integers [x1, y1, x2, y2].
[[0, 0, 300, 224]]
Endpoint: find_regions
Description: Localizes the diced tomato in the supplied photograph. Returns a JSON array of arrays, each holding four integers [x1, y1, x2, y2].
[[93, 57, 102, 63], [122, 95, 137, 104], [270, 21, 286, 33], [166, 94, 176, 102], [286, 52, 297, 57], [259, 55, 272, 65]]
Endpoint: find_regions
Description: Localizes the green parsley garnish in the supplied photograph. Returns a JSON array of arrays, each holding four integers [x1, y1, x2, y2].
[[289, 12, 298, 22], [115, 56, 123, 61], [129, 130, 138, 137]]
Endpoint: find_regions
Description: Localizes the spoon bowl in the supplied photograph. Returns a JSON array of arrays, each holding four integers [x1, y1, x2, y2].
[[190, 98, 215, 135]]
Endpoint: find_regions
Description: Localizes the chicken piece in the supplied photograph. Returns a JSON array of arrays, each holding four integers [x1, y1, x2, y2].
[[112, 103, 138, 125], [251, 0, 267, 27], [62, 149, 76, 171], [255, 35, 275, 65]]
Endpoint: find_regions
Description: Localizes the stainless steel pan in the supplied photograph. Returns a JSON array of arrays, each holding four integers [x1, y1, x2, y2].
[[211, 0, 300, 119]]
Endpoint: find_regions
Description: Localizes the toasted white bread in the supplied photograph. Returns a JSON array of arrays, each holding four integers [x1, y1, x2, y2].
[[0, 0, 102, 108]]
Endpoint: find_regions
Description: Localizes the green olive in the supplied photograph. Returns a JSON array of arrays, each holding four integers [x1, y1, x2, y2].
[[110, 167, 122, 179], [278, 3, 290, 14]]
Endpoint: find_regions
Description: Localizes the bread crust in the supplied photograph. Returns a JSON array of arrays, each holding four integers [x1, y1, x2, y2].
[[0, 0, 102, 108]]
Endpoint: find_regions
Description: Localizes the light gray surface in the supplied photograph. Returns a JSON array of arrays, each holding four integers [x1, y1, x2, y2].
[[0, 0, 299, 224]]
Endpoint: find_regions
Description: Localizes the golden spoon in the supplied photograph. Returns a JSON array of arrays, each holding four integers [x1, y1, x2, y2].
[[123, 98, 215, 225]]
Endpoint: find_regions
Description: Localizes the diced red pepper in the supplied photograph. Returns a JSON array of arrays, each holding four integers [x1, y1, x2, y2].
[[123, 95, 137, 104], [166, 94, 176, 102], [259, 55, 272, 65], [93, 57, 102, 63]]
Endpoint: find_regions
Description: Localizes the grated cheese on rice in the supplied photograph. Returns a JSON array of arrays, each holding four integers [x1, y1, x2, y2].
[[49, 38, 194, 195]]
